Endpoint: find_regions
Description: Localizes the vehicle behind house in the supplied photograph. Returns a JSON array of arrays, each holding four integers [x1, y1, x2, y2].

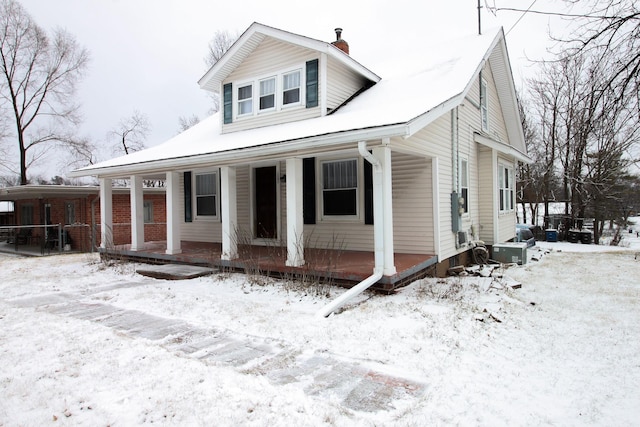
[[516, 224, 536, 247]]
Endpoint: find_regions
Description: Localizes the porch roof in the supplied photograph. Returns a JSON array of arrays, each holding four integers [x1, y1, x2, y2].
[[70, 27, 518, 179]]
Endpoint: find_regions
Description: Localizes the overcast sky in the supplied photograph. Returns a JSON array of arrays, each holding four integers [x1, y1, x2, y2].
[[16, 0, 571, 178]]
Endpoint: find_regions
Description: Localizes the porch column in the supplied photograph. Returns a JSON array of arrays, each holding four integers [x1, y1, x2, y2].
[[285, 157, 304, 267], [374, 144, 396, 275], [220, 166, 238, 260], [130, 175, 144, 251], [165, 171, 182, 255], [99, 178, 113, 249]]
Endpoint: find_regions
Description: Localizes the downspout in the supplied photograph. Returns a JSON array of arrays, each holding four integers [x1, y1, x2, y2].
[[317, 141, 383, 318]]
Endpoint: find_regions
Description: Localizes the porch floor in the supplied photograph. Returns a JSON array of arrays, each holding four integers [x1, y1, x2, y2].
[[105, 241, 438, 291]]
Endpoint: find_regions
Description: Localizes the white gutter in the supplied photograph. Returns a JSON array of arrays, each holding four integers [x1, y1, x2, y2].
[[69, 124, 409, 179], [316, 140, 384, 318]]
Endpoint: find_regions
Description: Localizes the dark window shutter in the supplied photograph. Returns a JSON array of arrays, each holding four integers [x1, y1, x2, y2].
[[303, 158, 316, 224], [223, 83, 233, 124], [364, 159, 374, 225], [184, 171, 192, 223], [306, 59, 318, 108]]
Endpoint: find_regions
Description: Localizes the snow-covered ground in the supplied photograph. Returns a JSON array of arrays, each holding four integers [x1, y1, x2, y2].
[[1, 224, 639, 426]]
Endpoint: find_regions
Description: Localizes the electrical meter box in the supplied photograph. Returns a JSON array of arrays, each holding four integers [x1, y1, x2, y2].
[[492, 242, 528, 265]]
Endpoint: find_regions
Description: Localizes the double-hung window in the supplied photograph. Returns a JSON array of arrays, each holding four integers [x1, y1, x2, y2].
[[282, 70, 301, 105], [259, 77, 275, 111], [499, 165, 514, 212], [322, 159, 358, 217], [460, 159, 469, 214], [480, 78, 488, 131], [195, 172, 218, 218], [237, 84, 253, 116]]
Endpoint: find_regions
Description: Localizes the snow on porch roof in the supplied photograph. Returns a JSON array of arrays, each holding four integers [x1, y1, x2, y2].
[[71, 28, 507, 178]]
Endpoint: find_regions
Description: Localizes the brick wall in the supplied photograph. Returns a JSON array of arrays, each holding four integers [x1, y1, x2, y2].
[[12, 192, 166, 250]]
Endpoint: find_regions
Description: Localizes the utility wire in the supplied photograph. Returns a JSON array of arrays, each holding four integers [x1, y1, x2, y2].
[[506, 0, 539, 35]]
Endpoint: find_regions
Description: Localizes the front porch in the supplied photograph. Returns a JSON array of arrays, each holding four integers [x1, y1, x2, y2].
[[103, 241, 437, 292]]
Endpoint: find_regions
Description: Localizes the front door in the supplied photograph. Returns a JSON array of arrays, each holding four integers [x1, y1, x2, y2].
[[254, 166, 277, 239]]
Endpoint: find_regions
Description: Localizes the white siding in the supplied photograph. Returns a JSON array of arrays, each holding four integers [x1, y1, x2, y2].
[[326, 57, 369, 111], [477, 146, 495, 244], [179, 172, 222, 243], [222, 38, 320, 133], [391, 152, 434, 253]]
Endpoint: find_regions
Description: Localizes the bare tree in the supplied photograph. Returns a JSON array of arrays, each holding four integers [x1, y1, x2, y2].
[[205, 30, 237, 68], [177, 114, 200, 132], [107, 110, 150, 156], [0, 0, 90, 185], [204, 30, 237, 113]]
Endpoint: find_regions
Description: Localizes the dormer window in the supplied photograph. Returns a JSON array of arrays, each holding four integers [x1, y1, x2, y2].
[[282, 70, 301, 105], [238, 84, 253, 116], [259, 77, 276, 111], [224, 61, 318, 123]]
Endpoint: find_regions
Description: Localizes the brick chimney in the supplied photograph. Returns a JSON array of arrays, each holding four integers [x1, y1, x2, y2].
[[331, 27, 349, 55]]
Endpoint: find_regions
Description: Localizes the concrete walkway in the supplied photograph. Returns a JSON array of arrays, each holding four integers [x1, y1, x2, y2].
[[9, 280, 426, 413]]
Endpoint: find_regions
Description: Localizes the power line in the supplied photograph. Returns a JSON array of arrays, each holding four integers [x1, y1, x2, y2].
[[506, 0, 538, 35]]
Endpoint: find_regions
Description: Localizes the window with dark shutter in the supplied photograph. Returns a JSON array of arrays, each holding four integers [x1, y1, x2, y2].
[[303, 158, 316, 224], [306, 59, 318, 108], [184, 171, 192, 222], [364, 159, 374, 224], [223, 83, 232, 124]]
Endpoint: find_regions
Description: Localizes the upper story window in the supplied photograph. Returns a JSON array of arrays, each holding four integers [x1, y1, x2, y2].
[[195, 171, 218, 219], [282, 70, 301, 105], [225, 63, 315, 123], [499, 164, 514, 213], [322, 158, 358, 217], [480, 78, 488, 131], [237, 84, 253, 116], [259, 77, 276, 111], [460, 158, 469, 214]]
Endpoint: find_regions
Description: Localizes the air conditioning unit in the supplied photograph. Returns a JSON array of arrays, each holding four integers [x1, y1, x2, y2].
[[492, 242, 528, 265]]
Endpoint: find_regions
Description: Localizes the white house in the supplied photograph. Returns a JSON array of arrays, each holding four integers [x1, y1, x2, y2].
[[71, 22, 529, 290]]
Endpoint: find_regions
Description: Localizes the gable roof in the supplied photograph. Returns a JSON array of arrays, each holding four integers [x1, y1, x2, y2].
[[198, 22, 380, 92], [71, 26, 527, 178]]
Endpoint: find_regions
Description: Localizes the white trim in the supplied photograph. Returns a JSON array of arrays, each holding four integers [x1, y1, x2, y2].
[[459, 157, 469, 216], [480, 77, 488, 131], [249, 162, 281, 243], [192, 168, 220, 222], [130, 175, 144, 251], [221, 166, 238, 260], [198, 22, 380, 92], [498, 161, 515, 214], [165, 172, 182, 255], [318, 156, 361, 222], [432, 157, 440, 256], [99, 178, 113, 249]]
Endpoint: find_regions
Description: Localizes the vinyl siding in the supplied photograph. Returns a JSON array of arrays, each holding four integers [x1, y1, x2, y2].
[[477, 146, 495, 244], [391, 152, 434, 253], [325, 56, 370, 111], [222, 37, 321, 133], [179, 172, 222, 242]]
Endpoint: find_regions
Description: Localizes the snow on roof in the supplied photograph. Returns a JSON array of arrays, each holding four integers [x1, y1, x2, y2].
[[72, 28, 504, 177]]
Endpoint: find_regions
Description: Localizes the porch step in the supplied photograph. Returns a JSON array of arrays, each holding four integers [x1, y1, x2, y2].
[[136, 263, 216, 280]]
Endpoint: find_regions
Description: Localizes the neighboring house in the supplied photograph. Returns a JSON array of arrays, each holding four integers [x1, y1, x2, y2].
[[70, 22, 529, 281], [0, 201, 14, 226], [0, 185, 166, 250]]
